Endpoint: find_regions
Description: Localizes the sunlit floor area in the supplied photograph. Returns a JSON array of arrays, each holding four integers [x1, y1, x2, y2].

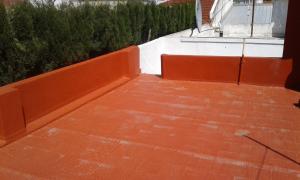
[[0, 75, 299, 179]]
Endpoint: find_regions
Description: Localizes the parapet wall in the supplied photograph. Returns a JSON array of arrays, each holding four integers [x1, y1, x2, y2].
[[0, 46, 140, 146], [0, 45, 294, 146], [139, 36, 285, 75], [240, 57, 293, 86], [161, 55, 241, 83], [161, 54, 293, 87]]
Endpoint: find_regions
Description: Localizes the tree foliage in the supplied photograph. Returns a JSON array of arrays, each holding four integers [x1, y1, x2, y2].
[[0, 0, 195, 86]]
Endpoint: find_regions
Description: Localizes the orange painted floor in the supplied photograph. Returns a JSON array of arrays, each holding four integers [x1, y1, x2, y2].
[[0, 74, 300, 179]]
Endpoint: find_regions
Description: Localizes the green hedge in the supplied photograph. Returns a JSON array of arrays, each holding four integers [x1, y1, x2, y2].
[[0, 1, 195, 86]]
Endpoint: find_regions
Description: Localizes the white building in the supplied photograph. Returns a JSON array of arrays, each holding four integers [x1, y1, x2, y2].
[[139, 0, 290, 74], [209, 0, 289, 37]]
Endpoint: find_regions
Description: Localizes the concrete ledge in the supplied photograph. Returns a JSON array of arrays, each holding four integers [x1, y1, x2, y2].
[[0, 46, 140, 145], [240, 57, 292, 86], [124, 46, 141, 78], [0, 87, 25, 142], [161, 54, 241, 83]]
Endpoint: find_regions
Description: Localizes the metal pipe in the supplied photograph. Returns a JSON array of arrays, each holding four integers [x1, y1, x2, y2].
[[180, 40, 284, 45], [250, 0, 255, 37]]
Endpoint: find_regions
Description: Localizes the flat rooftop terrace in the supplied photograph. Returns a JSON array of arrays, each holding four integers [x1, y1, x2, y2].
[[0, 74, 299, 179]]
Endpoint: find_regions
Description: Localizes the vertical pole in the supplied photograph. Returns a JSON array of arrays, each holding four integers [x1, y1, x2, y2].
[[250, 0, 255, 37]]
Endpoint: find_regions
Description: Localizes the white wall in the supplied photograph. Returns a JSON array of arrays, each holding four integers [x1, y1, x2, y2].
[[223, 23, 274, 37], [138, 31, 284, 75], [243, 38, 284, 57], [211, 1, 288, 38], [163, 37, 243, 56], [139, 38, 165, 74]]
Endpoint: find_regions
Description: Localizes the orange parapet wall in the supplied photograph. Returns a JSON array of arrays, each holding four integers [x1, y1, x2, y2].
[[161, 54, 242, 83], [239, 57, 293, 87], [161, 54, 293, 87], [0, 46, 140, 146], [0, 87, 25, 142]]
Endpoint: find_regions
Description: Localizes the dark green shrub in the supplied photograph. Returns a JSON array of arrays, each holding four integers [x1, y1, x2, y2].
[[12, 2, 43, 77], [114, 3, 133, 50], [65, 4, 95, 63], [92, 5, 112, 55], [31, 4, 72, 72], [127, 1, 144, 44], [142, 4, 154, 42], [0, 1, 195, 86], [0, 3, 22, 85]]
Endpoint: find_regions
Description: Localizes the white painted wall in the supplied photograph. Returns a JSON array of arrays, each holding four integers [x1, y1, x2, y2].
[[210, 0, 288, 37], [223, 23, 274, 37], [243, 38, 284, 57], [138, 30, 284, 75], [139, 38, 165, 74], [163, 37, 243, 56]]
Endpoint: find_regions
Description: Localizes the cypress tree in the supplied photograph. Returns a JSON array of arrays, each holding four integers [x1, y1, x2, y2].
[[0, 1, 198, 86], [93, 5, 112, 56], [11, 1, 42, 77], [179, 4, 186, 30], [115, 3, 132, 49], [65, 3, 94, 64], [106, 10, 119, 51], [187, 2, 196, 28], [142, 4, 154, 42], [127, 1, 144, 44], [167, 6, 176, 33], [150, 3, 159, 40], [0, 3, 18, 85]]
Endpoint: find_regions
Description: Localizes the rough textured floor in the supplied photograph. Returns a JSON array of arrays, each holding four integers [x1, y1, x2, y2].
[[0, 74, 300, 180]]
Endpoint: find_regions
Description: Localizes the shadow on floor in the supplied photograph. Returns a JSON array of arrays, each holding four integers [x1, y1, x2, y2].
[[294, 100, 300, 109]]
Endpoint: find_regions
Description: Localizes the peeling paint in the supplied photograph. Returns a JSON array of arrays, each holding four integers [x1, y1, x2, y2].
[[47, 128, 60, 136]]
